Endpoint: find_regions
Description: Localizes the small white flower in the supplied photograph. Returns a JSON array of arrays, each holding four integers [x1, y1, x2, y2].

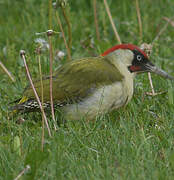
[[57, 51, 65, 58], [55, 50, 65, 60]]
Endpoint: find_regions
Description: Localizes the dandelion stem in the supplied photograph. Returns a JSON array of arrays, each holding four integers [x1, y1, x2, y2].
[[20, 50, 51, 137]]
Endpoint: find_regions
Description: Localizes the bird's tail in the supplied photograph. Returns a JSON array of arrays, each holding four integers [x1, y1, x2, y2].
[[10, 96, 29, 113]]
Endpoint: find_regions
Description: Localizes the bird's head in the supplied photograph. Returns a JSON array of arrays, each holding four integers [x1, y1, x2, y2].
[[101, 44, 173, 80]]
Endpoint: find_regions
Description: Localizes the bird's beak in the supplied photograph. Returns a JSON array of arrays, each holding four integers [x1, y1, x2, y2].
[[145, 61, 174, 80]]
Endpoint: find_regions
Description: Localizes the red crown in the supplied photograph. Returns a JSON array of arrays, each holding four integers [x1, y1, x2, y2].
[[101, 44, 148, 58]]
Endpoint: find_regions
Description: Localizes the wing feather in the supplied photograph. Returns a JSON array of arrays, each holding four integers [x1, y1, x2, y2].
[[23, 57, 124, 105]]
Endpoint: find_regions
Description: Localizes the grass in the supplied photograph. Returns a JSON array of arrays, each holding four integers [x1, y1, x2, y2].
[[0, 0, 174, 179]]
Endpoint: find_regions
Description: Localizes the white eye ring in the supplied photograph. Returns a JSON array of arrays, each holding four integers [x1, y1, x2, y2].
[[137, 55, 142, 61]]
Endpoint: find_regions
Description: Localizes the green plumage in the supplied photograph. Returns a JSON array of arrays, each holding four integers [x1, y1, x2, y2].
[[13, 56, 123, 112]]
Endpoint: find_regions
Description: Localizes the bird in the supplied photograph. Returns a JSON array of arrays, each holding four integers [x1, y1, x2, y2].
[[11, 44, 173, 120]]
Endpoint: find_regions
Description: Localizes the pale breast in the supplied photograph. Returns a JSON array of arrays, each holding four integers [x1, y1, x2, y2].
[[122, 74, 134, 104], [63, 81, 130, 120]]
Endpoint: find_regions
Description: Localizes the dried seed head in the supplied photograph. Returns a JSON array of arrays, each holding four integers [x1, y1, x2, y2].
[[47, 29, 54, 36], [140, 43, 152, 58], [20, 50, 26, 57]]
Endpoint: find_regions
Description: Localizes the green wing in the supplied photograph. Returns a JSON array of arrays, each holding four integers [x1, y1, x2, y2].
[[23, 57, 124, 104]]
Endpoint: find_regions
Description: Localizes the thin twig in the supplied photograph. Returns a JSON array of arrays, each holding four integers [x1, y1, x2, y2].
[[49, 0, 53, 29], [93, 0, 100, 41], [0, 60, 15, 82], [48, 0, 57, 130], [56, 11, 71, 60], [20, 50, 51, 137], [14, 165, 30, 180], [47, 30, 58, 131], [146, 90, 167, 96], [103, 0, 121, 44], [163, 16, 174, 27], [37, 49, 45, 150], [147, 72, 155, 94], [135, 0, 143, 40], [61, 5, 72, 54]]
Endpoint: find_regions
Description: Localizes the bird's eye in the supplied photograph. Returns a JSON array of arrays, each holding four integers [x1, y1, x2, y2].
[[137, 55, 142, 61]]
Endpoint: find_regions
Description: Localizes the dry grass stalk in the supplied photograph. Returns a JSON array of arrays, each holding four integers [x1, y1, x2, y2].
[[103, 0, 121, 44], [48, 1, 57, 131], [37, 48, 45, 150], [135, 0, 143, 39], [20, 50, 52, 137], [14, 165, 30, 180], [147, 72, 155, 95], [0, 60, 15, 82], [163, 17, 174, 27], [61, 4, 72, 54], [56, 11, 71, 60], [93, 0, 100, 41], [49, 0, 53, 29], [47, 30, 58, 131]]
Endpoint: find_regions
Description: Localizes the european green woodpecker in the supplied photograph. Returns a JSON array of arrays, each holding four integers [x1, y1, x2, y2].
[[12, 44, 173, 120]]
